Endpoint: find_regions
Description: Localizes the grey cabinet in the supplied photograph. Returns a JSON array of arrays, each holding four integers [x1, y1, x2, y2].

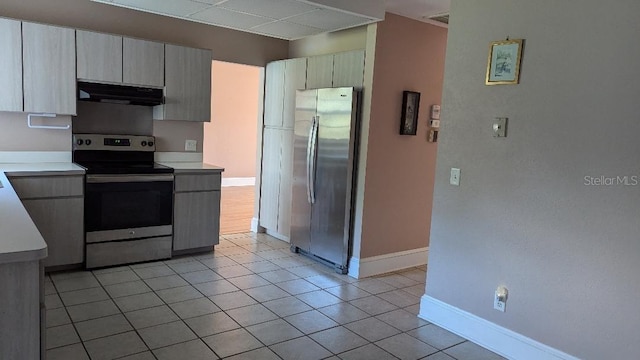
[[333, 50, 365, 88], [9, 175, 84, 268], [22, 22, 76, 115], [123, 37, 164, 87], [76, 30, 123, 83], [306, 54, 334, 89], [155, 44, 212, 122], [263, 61, 285, 127], [77, 31, 164, 87], [173, 172, 221, 252], [0, 18, 23, 112]]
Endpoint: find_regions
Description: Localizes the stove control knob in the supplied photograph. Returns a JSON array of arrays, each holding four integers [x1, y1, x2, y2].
[[141, 141, 147, 147], [76, 139, 84, 146], [86, 139, 92, 146], [148, 141, 154, 147]]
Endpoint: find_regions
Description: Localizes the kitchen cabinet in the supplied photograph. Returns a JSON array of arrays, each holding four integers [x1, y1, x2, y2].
[[123, 37, 164, 87], [259, 128, 283, 233], [0, 18, 23, 112], [155, 44, 212, 122], [306, 54, 334, 89], [263, 61, 285, 127], [333, 50, 365, 88], [9, 175, 84, 268], [22, 22, 76, 115], [173, 171, 221, 252], [283, 58, 307, 128], [77, 30, 123, 83], [77, 31, 164, 87]]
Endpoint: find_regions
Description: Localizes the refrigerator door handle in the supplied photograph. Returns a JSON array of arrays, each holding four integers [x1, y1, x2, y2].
[[306, 116, 315, 204], [309, 115, 319, 204]]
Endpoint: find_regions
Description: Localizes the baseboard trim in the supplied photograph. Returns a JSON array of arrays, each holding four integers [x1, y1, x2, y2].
[[348, 247, 428, 278], [0, 151, 71, 163], [221, 177, 256, 187], [418, 296, 580, 360], [250, 218, 262, 233]]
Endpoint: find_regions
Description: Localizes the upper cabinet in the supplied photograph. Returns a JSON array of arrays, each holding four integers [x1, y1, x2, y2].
[[77, 30, 123, 83], [306, 54, 334, 89], [0, 18, 23, 112], [22, 22, 76, 115], [333, 50, 365, 88], [263, 61, 285, 128], [123, 37, 164, 87], [77, 31, 164, 88], [155, 44, 212, 122]]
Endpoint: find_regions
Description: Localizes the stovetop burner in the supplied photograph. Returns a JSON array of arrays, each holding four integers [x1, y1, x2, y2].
[[72, 134, 173, 175]]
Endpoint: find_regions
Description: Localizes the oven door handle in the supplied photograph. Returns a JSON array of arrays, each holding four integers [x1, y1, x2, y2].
[[86, 174, 174, 183]]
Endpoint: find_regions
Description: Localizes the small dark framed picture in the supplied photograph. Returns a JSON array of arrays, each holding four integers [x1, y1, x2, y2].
[[400, 91, 420, 135]]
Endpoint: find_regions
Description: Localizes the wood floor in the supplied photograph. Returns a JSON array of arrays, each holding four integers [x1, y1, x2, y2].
[[219, 185, 255, 235]]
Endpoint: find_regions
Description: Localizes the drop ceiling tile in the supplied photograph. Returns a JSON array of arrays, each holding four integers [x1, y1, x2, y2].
[[286, 8, 370, 30], [189, 6, 274, 29], [110, 0, 211, 17], [219, 0, 319, 20], [252, 21, 324, 40]]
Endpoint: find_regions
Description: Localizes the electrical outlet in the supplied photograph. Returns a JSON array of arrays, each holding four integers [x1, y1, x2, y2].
[[185, 140, 197, 152], [494, 286, 508, 312], [450, 168, 460, 186]]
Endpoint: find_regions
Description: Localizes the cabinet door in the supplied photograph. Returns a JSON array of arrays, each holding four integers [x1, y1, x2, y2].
[[263, 61, 285, 127], [277, 129, 294, 237], [22, 198, 84, 268], [333, 50, 365, 88], [161, 44, 212, 122], [0, 18, 23, 112], [123, 37, 164, 87], [76, 30, 123, 83], [23, 22, 76, 115], [174, 191, 220, 251], [259, 128, 282, 231], [282, 58, 307, 129], [306, 54, 334, 89]]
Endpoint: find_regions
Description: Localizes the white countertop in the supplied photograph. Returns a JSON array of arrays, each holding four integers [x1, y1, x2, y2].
[[158, 162, 225, 173], [0, 171, 47, 264], [0, 162, 85, 264]]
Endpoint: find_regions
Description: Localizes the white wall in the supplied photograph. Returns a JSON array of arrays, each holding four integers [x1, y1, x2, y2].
[[424, 1, 640, 359]]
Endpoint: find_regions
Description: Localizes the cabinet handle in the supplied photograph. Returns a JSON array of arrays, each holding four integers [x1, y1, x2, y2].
[[27, 113, 70, 130]]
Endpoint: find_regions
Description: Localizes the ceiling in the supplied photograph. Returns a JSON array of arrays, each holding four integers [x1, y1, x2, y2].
[[91, 0, 449, 41]]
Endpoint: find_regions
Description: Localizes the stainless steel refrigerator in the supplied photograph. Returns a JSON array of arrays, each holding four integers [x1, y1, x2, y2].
[[290, 87, 360, 274]]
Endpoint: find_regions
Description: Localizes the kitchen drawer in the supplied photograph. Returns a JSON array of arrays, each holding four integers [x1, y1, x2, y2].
[[9, 176, 83, 199], [174, 173, 221, 192], [86, 236, 172, 269]]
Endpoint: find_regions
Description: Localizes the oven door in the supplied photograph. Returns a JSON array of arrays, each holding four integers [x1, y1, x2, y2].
[[85, 174, 174, 243]]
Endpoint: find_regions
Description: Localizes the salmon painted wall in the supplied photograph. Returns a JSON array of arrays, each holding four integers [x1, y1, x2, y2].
[[203, 61, 261, 178], [359, 13, 447, 258]]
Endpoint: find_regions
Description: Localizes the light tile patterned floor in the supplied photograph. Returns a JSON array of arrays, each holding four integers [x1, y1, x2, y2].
[[45, 233, 505, 360]]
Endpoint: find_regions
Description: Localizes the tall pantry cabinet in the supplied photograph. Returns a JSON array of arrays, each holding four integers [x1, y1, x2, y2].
[[259, 50, 365, 240]]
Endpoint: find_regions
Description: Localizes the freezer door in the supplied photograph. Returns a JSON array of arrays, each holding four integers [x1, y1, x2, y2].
[[310, 87, 358, 267], [290, 89, 317, 252]]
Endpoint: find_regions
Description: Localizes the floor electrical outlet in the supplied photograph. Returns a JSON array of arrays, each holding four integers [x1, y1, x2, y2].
[[185, 139, 197, 152]]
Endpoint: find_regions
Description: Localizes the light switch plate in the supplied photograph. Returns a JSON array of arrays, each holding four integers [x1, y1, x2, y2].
[[493, 117, 508, 137], [450, 168, 460, 186], [185, 139, 197, 152]]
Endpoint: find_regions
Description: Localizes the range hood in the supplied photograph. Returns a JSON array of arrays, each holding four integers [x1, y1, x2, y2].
[[78, 81, 164, 106]]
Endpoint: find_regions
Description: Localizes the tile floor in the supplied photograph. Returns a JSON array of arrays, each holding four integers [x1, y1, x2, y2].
[[45, 232, 505, 360]]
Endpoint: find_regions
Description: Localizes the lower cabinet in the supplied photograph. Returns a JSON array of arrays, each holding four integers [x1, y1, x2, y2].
[[9, 174, 84, 269], [22, 198, 84, 267], [173, 172, 221, 253]]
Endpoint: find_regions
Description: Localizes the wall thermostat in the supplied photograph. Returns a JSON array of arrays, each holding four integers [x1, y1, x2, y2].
[[431, 105, 441, 120]]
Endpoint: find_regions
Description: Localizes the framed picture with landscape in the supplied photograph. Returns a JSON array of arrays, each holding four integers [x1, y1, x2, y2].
[[486, 39, 524, 85]]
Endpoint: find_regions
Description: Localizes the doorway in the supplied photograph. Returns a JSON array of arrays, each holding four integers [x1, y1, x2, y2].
[[204, 61, 263, 235]]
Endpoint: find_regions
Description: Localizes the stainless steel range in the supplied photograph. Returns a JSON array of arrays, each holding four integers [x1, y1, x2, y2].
[[73, 134, 174, 269]]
